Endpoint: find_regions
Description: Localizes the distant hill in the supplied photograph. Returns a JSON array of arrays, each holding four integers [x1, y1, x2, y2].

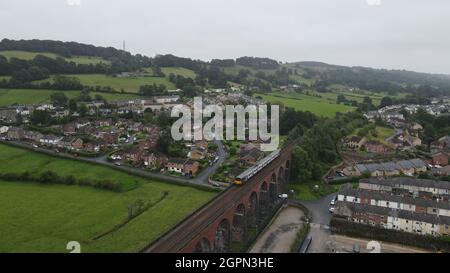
[[1, 38, 450, 98]]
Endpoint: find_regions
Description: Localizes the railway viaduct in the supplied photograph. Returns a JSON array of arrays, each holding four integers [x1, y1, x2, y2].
[[143, 141, 296, 253]]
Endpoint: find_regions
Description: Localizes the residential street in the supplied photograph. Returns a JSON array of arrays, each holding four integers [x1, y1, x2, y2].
[[1, 139, 228, 189], [298, 194, 336, 253]]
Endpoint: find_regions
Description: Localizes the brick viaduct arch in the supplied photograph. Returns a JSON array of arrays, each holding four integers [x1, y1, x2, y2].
[[144, 142, 296, 253], [183, 158, 292, 253]]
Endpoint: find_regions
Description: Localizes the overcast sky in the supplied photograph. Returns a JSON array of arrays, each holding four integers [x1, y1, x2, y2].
[[1, 0, 449, 74]]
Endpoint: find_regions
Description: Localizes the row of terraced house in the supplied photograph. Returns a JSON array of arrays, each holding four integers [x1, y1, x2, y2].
[[335, 178, 450, 237]]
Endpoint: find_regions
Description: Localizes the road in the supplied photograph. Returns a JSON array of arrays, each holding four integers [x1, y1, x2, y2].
[[196, 140, 227, 183], [298, 194, 336, 253], [1, 139, 228, 189]]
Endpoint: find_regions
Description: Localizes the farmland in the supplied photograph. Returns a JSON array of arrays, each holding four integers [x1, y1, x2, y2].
[[0, 50, 110, 65], [39, 74, 176, 93], [0, 144, 216, 252], [0, 89, 140, 106], [256, 91, 356, 117]]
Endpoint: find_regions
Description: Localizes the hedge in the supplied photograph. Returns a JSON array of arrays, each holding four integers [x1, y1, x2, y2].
[[0, 171, 122, 192]]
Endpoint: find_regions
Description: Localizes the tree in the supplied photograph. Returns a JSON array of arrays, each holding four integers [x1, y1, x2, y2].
[[380, 96, 393, 108], [31, 110, 52, 125], [50, 92, 68, 107], [78, 103, 88, 117], [291, 147, 313, 183], [337, 94, 347, 104]]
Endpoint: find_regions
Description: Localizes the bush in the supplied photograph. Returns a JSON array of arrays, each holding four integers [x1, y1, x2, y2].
[[0, 171, 122, 192]]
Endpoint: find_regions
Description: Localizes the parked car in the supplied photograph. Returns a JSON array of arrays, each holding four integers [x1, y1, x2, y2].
[[329, 207, 335, 213], [330, 196, 337, 206], [114, 162, 121, 166]]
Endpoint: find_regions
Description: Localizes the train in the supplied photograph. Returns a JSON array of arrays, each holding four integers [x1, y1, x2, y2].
[[234, 149, 281, 185]]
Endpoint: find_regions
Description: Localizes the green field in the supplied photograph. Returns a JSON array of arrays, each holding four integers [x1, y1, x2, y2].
[[0, 89, 140, 106], [0, 144, 215, 252], [349, 126, 395, 144], [256, 92, 355, 117], [0, 50, 109, 65], [161, 67, 197, 79], [39, 74, 176, 93]]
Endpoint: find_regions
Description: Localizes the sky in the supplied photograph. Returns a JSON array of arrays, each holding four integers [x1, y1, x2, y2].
[[1, 0, 450, 74]]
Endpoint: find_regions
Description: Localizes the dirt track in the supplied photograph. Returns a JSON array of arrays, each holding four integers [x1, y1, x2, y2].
[[250, 206, 305, 253]]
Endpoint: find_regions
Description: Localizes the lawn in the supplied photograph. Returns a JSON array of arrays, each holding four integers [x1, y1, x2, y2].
[[0, 88, 140, 106], [39, 74, 176, 93], [0, 144, 216, 252], [256, 92, 355, 117], [0, 50, 109, 65]]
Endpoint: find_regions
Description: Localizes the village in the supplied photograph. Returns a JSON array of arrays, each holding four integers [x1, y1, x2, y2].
[[0, 90, 268, 183]]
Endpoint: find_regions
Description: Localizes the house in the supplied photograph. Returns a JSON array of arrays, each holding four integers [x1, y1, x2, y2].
[[95, 119, 113, 127], [240, 142, 262, 152], [189, 147, 207, 160], [58, 137, 83, 150], [166, 158, 200, 175], [431, 136, 450, 151], [23, 130, 43, 143], [429, 152, 449, 166], [84, 142, 102, 153], [154, 95, 180, 104], [0, 107, 18, 123], [239, 148, 263, 166], [40, 135, 63, 146], [344, 136, 365, 150], [144, 153, 168, 169], [7, 127, 24, 140], [363, 140, 389, 153], [138, 138, 158, 151], [63, 123, 77, 136], [123, 148, 145, 163], [102, 132, 119, 145]]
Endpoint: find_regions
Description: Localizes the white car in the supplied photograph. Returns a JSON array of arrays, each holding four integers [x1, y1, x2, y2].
[[329, 207, 335, 213], [330, 196, 337, 206]]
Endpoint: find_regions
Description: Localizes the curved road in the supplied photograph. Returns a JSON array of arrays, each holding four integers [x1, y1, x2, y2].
[[1, 139, 228, 190]]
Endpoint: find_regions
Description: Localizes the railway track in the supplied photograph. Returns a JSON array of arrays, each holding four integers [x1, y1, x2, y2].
[[143, 143, 296, 253]]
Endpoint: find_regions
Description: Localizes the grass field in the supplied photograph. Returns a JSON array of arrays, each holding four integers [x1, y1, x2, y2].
[[349, 126, 395, 143], [0, 89, 140, 106], [161, 67, 197, 79], [256, 92, 355, 117], [0, 144, 215, 252], [0, 50, 110, 65], [39, 74, 176, 93]]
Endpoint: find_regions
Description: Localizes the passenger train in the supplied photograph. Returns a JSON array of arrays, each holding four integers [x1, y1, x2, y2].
[[234, 149, 281, 185]]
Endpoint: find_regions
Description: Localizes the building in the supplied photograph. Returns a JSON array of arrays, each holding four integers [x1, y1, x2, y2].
[[189, 147, 207, 160], [40, 135, 63, 146], [344, 136, 365, 150], [154, 95, 180, 104], [166, 159, 200, 176], [359, 177, 450, 197], [363, 140, 389, 153], [429, 152, 449, 166], [144, 153, 168, 169], [343, 159, 427, 178], [7, 127, 24, 140], [0, 107, 18, 123]]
